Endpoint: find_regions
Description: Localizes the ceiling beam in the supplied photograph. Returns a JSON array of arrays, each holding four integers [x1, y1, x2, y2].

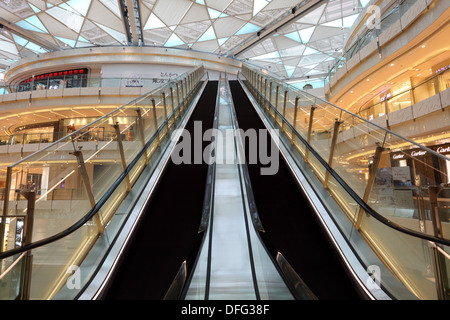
[[0, 18, 62, 52], [226, 0, 325, 58]]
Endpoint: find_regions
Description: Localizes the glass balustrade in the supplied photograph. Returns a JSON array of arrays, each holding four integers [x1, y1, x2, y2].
[[0, 65, 206, 300], [241, 64, 450, 300]]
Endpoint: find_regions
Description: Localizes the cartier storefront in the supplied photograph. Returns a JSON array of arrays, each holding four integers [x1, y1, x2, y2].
[[390, 143, 450, 187]]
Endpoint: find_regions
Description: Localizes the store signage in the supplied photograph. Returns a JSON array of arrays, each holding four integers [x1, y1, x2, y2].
[[20, 68, 88, 85], [392, 154, 404, 160], [436, 146, 450, 154], [435, 64, 450, 74], [411, 150, 427, 157]]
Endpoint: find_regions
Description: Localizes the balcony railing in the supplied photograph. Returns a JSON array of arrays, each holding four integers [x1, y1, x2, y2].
[[325, 0, 419, 85], [342, 65, 450, 129], [1, 76, 173, 95]]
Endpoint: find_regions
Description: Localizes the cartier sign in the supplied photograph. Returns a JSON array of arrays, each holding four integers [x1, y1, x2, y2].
[[392, 154, 404, 159], [410, 150, 427, 157], [436, 146, 450, 154]]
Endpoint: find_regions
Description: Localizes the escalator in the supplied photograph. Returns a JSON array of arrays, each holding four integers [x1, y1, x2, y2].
[[228, 81, 362, 300], [100, 81, 218, 300]]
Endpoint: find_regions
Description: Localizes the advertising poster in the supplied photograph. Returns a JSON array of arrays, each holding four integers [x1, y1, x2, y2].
[[392, 166, 412, 186]]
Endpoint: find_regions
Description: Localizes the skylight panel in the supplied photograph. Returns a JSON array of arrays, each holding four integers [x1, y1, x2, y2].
[[198, 26, 216, 42], [253, 0, 270, 16], [342, 14, 359, 28], [99, 0, 122, 18], [12, 34, 28, 47], [66, 0, 92, 16], [235, 23, 260, 35], [144, 13, 166, 30], [95, 23, 127, 44], [56, 36, 77, 47], [303, 47, 319, 55], [25, 16, 48, 33], [165, 33, 184, 47], [250, 51, 280, 60], [47, 6, 85, 33], [218, 37, 228, 46], [284, 31, 301, 43], [29, 3, 41, 13], [16, 20, 46, 33], [298, 26, 315, 43], [25, 41, 47, 53], [285, 65, 295, 78], [208, 8, 222, 19]]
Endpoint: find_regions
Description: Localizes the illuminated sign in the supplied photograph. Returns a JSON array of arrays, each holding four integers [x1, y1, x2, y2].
[[411, 150, 427, 157], [435, 64, 450, 74], [392, 154, 405, 160], [436, 146, 450, 154], [20, 68, 88, 85]]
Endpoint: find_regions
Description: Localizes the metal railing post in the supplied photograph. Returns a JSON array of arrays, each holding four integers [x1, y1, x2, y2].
[[324, 119, 342, 189], [18, 190, 35, 300], [71, 147, 104, 234], [355, 144, 386, 229], [135, 108, 150, 165], [0, 167, 12, 254], [291, 97, 300, 144], [151, 99, 160, 147], [112, 123, 132, 191], [305, 105, 317, 162]]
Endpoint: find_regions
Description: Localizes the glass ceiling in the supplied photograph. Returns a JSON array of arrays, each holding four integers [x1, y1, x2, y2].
[[0, 0, 369, 83]]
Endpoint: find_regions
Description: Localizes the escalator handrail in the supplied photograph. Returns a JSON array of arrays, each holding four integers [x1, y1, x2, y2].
[[241, 77, 450, 247], [0, 79, 204, 261]]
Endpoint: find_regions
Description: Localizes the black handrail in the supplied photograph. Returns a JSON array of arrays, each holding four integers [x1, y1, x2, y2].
[[240, 78, 450, 247], [0, 79, 204, 261]]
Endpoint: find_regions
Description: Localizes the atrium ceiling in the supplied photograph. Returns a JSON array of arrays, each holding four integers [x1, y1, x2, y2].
[[0, 0, 370, 82]]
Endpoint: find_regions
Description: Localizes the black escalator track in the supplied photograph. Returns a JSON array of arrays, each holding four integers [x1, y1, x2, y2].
[[229, 81, 361, 300], [102, 81, 218, 300]]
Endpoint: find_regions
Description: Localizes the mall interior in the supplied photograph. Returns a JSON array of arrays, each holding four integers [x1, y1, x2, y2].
[[0, 0, 449, 301]]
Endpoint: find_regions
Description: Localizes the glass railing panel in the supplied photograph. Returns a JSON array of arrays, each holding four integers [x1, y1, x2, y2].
[[412, 77, 440, 105], [372, 135, 450, 237], [95, 175, 130, 235], [27, 222, 98, 299], [0, 252, 24, 299], [333, 117, 389, 200], [439, 70, 450, 91], [386, 91, 412, 113], [357, 209, 443, 300], [325, 173, 360, 225]]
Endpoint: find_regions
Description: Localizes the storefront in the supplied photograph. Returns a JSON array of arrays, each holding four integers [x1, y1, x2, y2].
[[390, 143, 450, 187]]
